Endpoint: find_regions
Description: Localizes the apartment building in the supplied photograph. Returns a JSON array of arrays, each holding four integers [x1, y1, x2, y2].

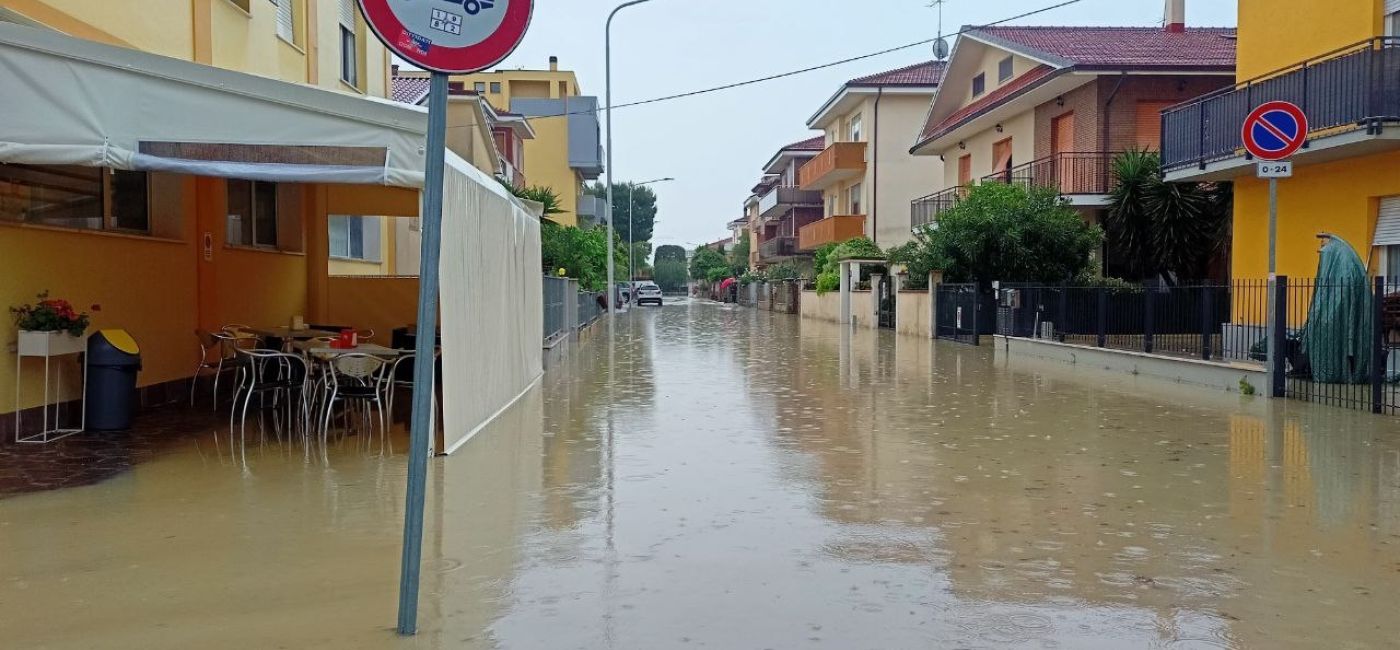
[[1162, 0, 1400, 281], [749, 136, 824, 270], [397, 56, 604, 226], [908, 7, 1235, 274], [798, 61, 944, 252]]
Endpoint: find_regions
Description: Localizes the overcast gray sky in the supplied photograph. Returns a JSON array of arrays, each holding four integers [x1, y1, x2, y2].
[[445, 0, 1239, 253]]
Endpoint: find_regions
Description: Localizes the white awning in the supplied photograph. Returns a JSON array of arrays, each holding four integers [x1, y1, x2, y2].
[[0, 22, 428, 188]]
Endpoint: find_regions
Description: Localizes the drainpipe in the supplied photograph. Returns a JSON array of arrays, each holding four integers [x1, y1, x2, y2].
[[872, 87, 883, 246]]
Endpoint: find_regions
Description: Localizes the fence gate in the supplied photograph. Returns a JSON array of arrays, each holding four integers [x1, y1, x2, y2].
[[877, 275, 896, 330], [936, 283, 987, 345]]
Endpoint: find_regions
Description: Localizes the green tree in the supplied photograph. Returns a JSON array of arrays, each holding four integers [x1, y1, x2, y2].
[[1106, 149, 1232, 282], [728, 232, 751, 274], [655, 245, 687, 264], [587, 182, 658, 243], [654, 259, 689, 292], [539, 220, 629, 291], [910, 182, 1102, 283], [689, 246, 730, 282], [499, 181, 564, 215]]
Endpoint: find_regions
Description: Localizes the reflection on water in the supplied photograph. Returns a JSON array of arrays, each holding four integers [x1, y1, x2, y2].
[[3, 299, 1400, 649]]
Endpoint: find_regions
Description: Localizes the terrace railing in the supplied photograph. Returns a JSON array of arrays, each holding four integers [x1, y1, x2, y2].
[[1162, 37, 1400, 171], [982, 152, 1118, 195], [911, 186, 964, 230]]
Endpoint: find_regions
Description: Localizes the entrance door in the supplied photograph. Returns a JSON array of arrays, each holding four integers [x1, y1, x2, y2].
[[1051, 112, 1076, 192], [877, 275, 896, 330]]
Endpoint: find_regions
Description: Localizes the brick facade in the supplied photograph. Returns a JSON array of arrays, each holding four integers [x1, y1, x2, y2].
[[1033, 76, 1233, 158]]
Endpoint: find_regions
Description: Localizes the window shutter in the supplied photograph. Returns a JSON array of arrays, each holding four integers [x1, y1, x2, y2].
[[276, 0, 295, 42], [1387, 0, 1400, 14], [339, 0, 356, 28], [1374, 197, 1400, 246]]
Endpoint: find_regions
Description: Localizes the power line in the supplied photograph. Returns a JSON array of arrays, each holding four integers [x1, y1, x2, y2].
[[443, 0, 1081, 129]]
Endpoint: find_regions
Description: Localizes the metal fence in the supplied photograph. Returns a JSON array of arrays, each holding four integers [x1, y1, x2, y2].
[[982, 152, 1117, 195], [1162, 37, 1400, 171], [936, 283, 994, 345], [577, 290, 603, 329], [543, 276, 570, 342], [1277, 276, 1400, 414], [996, 281, 1271, 363]]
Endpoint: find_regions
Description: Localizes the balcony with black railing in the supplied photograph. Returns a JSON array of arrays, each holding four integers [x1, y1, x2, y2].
[[759, 236, 800, 261], [1162, 37, 1400, 175], [981, 151, 1118, 197], [911, 186, 963, 231]]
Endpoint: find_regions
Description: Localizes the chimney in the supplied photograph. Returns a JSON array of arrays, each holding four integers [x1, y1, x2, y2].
[[1165, 0, 1186, 33], [549, 56, 559, 71]]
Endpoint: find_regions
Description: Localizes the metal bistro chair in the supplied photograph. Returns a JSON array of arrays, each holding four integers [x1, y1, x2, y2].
[[382, 350, 442, 423], [191, 329, 260, 410], [229, 349, 311, 446], [319, 353, 390, 443]]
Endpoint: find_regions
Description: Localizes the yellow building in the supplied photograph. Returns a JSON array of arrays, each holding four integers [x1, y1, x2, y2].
[[397, 57, 605, 226], [1164, 0, 1400, 281], [797, 61, 944, 251]]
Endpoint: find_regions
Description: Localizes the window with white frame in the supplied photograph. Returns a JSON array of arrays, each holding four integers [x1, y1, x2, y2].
[[998, 56, 1014, 83], [1388, 0, 1400, 36], [474, 82, 487, 93], [849, 114, 863, 142], [328, 215, 382, 262], [1378, 197, 1400, 279], [338, 0, 358, 87], [849, 182, 863, 215], [226, 179, 279, 248]]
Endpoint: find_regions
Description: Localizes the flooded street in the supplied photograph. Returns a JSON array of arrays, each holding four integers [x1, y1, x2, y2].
[[5, 299, 1400, 649]]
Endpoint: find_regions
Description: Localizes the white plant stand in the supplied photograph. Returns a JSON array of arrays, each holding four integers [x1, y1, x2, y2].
[[14, 330, 88, 444]]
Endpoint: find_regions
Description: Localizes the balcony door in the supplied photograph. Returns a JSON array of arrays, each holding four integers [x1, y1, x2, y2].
[[991, 138, 1014, 183], [1051, 112, 1076, 193]]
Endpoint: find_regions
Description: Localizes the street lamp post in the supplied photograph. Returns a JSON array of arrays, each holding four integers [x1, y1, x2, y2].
[[605, 0, 663, 322], [626, 177, 675, 287]]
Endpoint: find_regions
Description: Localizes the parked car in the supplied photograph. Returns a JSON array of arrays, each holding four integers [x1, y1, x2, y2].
[[635, 283, 663, 306]]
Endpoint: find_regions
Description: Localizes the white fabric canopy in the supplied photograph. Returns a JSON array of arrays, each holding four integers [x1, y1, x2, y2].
[[0, 22, 427, 187]]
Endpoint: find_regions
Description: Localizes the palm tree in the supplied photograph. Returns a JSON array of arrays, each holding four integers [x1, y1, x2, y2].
[[1105, 150, 1231, 282]]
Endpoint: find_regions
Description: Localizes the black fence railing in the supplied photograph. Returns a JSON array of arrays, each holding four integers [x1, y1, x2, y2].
[[759, 236, 799, 260], [1162, 37, 1400, 171], [982, 152, 1118, 195], [577, 290, 604, 328], [936, 282, 994, 345], [995, 281, 1271, 363], [1277, 276, 1400, 414], [911, 186, 964, 231], [543, 276, 570, 341]]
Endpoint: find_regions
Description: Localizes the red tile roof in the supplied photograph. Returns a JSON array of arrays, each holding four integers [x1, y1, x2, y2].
[[918, 65, 1058, 143], [785, 135, 826, 151], [849, 60, 946, 86], [974, 26, 1237, 70], [392, 76, 430, 105]]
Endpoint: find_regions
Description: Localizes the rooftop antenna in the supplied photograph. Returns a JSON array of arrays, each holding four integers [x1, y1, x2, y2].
[[928, 0, 951, 61]]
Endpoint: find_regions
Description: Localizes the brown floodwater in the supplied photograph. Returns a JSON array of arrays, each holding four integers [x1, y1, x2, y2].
[[4, 299, 1400, 649]]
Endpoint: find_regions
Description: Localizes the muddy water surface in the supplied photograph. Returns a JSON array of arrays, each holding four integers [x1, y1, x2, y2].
[[4, 300, 1400, 649]]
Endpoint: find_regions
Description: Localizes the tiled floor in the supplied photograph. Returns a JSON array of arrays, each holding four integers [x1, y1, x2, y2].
[[0, 405, 223, 498]]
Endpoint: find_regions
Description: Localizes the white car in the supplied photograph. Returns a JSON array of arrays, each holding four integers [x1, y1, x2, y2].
[[635, 283, 663, 306]]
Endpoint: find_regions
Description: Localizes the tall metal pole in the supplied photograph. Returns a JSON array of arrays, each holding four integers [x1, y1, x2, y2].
[[397, 71, 449, 637], [1266, 176, 1279, 394], [606, 0, 657, 321], [628, 185, 635, 285]]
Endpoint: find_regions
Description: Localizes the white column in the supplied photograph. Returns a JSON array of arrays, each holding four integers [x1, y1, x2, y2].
[[928, 271, 942, 340], [870, 273, 884, 331], [839, 260, 852, 327]]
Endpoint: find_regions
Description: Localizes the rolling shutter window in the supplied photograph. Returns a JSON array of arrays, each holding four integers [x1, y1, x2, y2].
[[275, 0, 295, 42], [339, 0, 356, 28], [1387, 0, 1400, 14], [1374, 197, 1400, 247]]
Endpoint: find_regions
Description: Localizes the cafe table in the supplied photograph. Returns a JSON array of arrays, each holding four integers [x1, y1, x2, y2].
[[300, 343, 410, 359], [248, 326, 340, 341]]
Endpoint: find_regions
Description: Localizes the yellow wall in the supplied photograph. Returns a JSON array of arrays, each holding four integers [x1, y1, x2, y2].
[[9, 0, 390, 97], [1237, 0, 1383, 79], [1233, 149, 1400, 280], [453, 68, 582, 112], [325, 276, 421, 345]]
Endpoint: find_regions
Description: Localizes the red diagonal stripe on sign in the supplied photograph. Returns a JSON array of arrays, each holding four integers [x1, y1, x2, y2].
[[1256, 113, 1300, 149]]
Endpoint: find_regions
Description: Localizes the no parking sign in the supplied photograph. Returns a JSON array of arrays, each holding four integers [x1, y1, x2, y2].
[[1242, 101, 1308, 162], [358, 0, 533, 74]]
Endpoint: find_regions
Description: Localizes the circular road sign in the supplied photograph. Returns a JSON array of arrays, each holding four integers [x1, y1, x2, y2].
[[1242, 101, 1308, 161], [358, 0, 533, 74]]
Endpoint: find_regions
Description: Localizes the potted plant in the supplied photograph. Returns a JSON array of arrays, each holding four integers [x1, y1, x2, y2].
[[11, 291, 96, 357]]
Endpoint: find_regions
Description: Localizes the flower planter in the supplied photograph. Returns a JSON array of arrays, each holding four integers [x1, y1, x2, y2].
[[17, 330, 88, 357]]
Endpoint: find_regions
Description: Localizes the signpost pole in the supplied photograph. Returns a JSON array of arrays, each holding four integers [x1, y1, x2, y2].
[[397, 71, 449, 637], [1266, 175, 1279, 396]]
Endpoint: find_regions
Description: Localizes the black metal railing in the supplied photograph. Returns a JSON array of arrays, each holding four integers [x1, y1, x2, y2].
[[996, 281, 1271, 363], [1162, 37, 1400, 171], [577, 290, 604, 329], [543, 276, 570, 341], [759, 236, 799, 260], [911, 186, 964, 230], [982, 152, 1118, 195], [1278, 276, 1400, 414], [936, 282, 994, 345]]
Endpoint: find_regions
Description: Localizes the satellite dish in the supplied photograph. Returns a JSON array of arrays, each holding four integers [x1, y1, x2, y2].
[[933, 37, 951, 61]]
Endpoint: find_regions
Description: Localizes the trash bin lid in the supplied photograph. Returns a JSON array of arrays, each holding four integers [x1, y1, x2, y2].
[[99, 329, 139, 355]]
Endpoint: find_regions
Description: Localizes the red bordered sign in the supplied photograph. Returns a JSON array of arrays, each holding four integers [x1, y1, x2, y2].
[[358, 0, 533, 74], [1241, 101, 1308, 162]]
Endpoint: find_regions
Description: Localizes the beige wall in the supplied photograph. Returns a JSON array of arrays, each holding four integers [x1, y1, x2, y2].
[[895, 290, 932, 339], [799, 290, 873, 325], [941, 110, 1036, 190], [946, 47, 1041, 112], [872, 95, 942, 248]]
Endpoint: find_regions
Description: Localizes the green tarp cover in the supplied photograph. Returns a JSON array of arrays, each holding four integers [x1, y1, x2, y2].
[[1302, 236, 1374, 384]]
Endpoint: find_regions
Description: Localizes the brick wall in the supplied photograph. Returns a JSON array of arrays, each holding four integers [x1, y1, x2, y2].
[[1032, 75, 1234, 158]]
